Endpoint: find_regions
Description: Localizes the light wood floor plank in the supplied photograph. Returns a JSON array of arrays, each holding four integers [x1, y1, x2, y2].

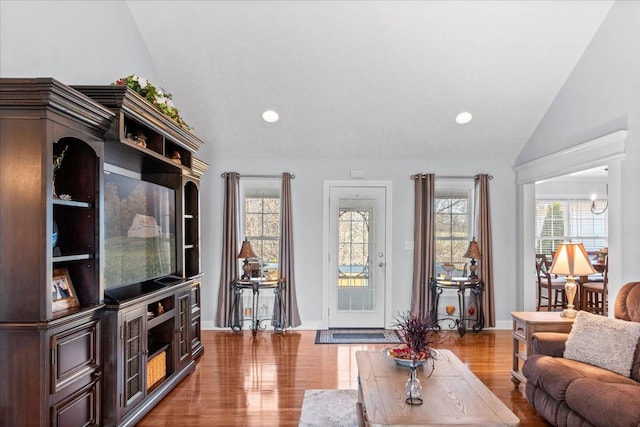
[[137, 329, 550, 426]]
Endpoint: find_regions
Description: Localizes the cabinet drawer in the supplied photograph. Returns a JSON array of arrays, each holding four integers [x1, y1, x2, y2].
[[52, 319, 101, 393], [513, 319, 527, 340]]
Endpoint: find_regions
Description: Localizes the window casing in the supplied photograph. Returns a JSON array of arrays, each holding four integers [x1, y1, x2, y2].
[[434, 181, 474, 276], [535, 199, 608, 256]]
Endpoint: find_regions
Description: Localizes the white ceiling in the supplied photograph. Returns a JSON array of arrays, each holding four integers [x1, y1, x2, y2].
[[126, 1, 614, 160]]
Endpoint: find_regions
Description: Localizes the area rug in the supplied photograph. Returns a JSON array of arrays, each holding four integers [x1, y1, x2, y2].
[[298, 389, 359, 427], [315, 328, 402, 344]]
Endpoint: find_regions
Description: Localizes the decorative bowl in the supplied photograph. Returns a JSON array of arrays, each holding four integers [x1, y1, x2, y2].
[[386, 347, 439, 367]]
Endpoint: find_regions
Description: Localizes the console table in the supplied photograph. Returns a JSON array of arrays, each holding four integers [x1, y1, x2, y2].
[[430, 277, 484, 336], [231, 278, 286, 338]]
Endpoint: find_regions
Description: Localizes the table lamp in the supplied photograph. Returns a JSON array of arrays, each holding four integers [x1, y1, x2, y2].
[[237, 238, 256, 280], [463, 238, 482, 281], [549, 242, 595, 318]]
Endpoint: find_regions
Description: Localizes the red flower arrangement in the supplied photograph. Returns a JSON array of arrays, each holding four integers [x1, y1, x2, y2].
[[391, 311, 438, 361]]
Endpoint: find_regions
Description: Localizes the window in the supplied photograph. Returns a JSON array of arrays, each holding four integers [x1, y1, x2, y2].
[[241, 182, 281, 273], [535, 199, 608, 256], [434, 182, 474, 276]]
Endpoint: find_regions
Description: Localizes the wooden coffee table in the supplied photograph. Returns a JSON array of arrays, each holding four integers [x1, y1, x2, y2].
[[356, 349, 519, 426]]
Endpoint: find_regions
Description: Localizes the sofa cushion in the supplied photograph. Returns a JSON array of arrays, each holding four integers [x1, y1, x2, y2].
[[531, 332, 567, 357], [566, 378, 640, 427], [523, 354, 584, 402], [524, 382, 563, 426], [614, 281, 640, 323], [614, 282, 640, 382], [564, 310, 640, 377], [523, 354, 638, 402]]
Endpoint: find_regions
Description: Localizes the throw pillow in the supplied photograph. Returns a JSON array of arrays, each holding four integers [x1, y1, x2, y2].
[[564, 311, 640, 377]]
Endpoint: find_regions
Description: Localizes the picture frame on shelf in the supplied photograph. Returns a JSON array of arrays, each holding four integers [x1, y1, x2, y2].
[[52, 268, 80, 312]]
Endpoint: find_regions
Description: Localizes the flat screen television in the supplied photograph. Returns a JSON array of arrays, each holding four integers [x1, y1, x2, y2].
[[104, 165, 177, 290]]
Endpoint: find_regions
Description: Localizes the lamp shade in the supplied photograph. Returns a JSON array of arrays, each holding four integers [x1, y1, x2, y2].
[[549, 242, 596, 276], [237, 238, 256, 259], [463, 239, 482, 259]]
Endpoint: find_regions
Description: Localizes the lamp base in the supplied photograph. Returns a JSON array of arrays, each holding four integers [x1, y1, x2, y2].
[[561, 276, 579, 318], [241, 259, 251, 280], [468, 259, 478, 282]]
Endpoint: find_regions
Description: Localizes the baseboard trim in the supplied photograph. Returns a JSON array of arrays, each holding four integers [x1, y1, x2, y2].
[[202, 319, 512, 331]]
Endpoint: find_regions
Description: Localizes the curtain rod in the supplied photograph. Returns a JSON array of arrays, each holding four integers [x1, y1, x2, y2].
[[220, 173, 295, 179], [410, 174, 493, 180]]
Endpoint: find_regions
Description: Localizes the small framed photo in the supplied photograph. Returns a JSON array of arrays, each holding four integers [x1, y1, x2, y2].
[[52, 268, 80, 312]]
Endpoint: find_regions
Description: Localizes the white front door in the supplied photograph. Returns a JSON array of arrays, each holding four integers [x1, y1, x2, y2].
[[327, 185, 387, 327]]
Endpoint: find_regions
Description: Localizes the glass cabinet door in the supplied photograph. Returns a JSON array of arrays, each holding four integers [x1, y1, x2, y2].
[[122, 307, 146, 410]]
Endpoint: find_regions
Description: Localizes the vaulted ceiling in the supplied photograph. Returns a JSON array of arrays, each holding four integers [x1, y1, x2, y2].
[[126, 1, 614, 160]]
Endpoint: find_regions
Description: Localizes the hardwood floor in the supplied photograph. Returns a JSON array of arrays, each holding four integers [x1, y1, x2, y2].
[[138, 329, 551, 426]]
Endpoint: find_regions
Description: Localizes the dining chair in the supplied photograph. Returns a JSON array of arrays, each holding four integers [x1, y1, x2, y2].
[[535, 254, 566, 311], [581, 255, 608, 315]]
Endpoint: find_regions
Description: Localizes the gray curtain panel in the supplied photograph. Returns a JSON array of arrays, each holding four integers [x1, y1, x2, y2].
[[476, 174, 495, 327], [276, 172, 302, 328], [215, 172, 240, 327], [410, 174, 436, 318]]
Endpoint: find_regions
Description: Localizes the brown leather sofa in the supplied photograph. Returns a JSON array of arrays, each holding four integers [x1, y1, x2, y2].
[[522, 281, 640, 427]]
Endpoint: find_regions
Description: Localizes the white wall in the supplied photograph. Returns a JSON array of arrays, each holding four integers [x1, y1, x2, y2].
[[1, 0, 519, 331], [0, 1, 162, 86], [515, 0, 640, 308], [201, 157, 518, 329]]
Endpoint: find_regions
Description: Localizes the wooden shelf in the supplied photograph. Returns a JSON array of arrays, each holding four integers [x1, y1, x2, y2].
[[148, 343, 170, 361], [53, 199, 92, 208], [72, 85, 205, 170], [148, 309, 175, 330], [53, 254, 92, 263]]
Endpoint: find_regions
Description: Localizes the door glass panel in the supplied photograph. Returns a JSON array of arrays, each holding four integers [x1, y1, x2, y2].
[[337, 198, 375, 311]]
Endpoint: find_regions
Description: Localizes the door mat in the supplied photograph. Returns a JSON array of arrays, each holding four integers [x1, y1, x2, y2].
[[315, 328, 402, 344], [298, 389, 359, 427]]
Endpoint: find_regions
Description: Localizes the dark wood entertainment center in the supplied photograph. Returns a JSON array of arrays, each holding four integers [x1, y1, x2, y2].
[[0, 78, 208, 426]]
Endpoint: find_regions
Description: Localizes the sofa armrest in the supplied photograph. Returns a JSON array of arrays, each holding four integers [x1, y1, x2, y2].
[[531, 332, 568, 357]]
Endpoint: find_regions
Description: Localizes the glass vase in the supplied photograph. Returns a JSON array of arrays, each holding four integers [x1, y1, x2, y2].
[[405, 366, 423, 405]]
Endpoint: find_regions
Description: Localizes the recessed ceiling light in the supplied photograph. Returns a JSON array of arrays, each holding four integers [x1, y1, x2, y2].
[[262, 110, 279, 123], [455, 112, 473, 125]]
